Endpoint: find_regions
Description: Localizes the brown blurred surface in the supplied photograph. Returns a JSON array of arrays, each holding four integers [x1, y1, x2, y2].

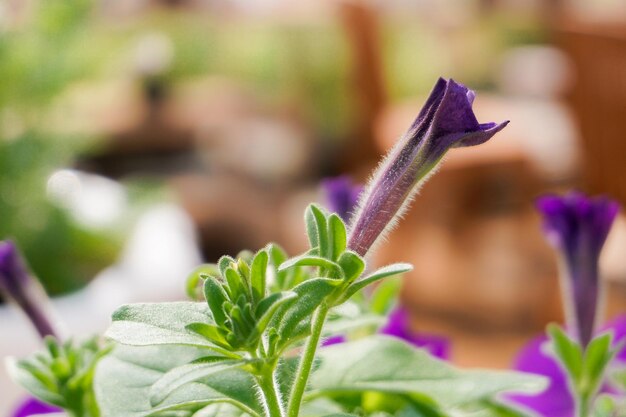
[[556, 19, 626, 205]]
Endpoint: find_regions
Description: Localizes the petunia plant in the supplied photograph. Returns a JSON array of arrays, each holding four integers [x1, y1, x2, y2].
[[511, 192, 626, 417], [6, 78, 548, 417]]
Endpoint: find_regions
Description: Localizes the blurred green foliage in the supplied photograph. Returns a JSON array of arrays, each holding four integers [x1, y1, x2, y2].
[[0, 0, 121, 296]]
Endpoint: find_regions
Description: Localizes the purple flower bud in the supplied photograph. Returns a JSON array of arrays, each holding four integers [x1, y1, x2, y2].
[[347, 78, 508, 256], [0, 241, 59, 339], [321, 176, 363, 223], [536, 192, 620, 347]]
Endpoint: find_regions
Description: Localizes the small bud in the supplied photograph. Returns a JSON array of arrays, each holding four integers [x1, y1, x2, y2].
[[348, 78, 508, 256], [536, 192, 620, 346]]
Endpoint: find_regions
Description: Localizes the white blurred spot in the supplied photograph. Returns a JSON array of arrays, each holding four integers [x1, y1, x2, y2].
[[134, 32, 174, 77], [498, 46, 574, 98], [47, 169, 127, 228]]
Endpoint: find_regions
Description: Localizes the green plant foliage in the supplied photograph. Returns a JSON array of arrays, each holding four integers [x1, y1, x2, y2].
[[548, 325, 622, 417], [12, 204, 549, 417], [308, 336, 546, 411], [8, 336, 111, 417]]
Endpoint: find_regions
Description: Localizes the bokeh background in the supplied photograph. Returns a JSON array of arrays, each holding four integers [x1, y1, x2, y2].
[[1, 0, 625, 412]]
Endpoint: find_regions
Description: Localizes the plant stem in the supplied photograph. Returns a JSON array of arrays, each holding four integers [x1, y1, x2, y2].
[[287, 303, 329, 417], [576, 394, 590, 417], [258, 366, 284, 417]]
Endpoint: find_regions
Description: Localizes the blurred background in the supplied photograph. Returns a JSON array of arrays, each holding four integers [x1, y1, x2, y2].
[[1, 0, 625, 412]]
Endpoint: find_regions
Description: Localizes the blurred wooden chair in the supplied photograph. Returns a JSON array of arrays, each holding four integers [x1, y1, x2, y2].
[[555, 21, 626, 205]]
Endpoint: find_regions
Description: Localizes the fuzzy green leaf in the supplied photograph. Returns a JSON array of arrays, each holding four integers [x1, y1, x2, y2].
[[6, 358, 66, 407], [336, 251, 365, 284], [328, 213, 347, 261], [107, 302, 223, 351], [340, 263, 412, 303], [150, 360, 246, 406], [203, 277, 230, 327], [310, 204, 330, 259], [305, 205, 321, 250], [95, 344, 262, 417], [309, 336, 547, 408], [582, 332, 614, 395], [185, 323, 231, 349], [250, 250, 269, 303], [276, 278, 340, 344], [278, 254, 344, 279], [548, 324, 584, 382]]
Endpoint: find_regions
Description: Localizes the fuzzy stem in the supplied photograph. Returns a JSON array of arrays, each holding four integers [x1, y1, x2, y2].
[[287, 303, 329, 417], [258, 366, 284, 417]]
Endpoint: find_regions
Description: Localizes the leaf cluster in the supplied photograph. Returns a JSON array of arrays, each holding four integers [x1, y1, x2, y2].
[[548, 324, 625, 417], [7, 336, 111, 417], [9, 205, 549, 417]]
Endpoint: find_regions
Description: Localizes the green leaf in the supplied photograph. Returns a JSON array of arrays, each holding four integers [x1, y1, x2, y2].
[[218, 256, 236, 278], [95, 344, 262, 417], [471, 399, 534, 417], [328, 213, 347, 261], [225, 267, 247, 300], [107, 302, 223, 351], [309, 336, 547, 408], [323, 313, 385, 337], [255, 291, 297, 326], [310, 204, 330, 259], [186, 264, 220, 301], [336, 251, 365, 284], [340, 263, 413, 303], [321, 415, 360, 417], [548, 324, 583, 381], [150, 360, 246, 406], [267, 243, 289, 288], [6, 357, 66, 407], [370, 277, 402, 315], [204, 277, 230, 327], [245, 291, 298, 345], [581, 332, 615, 400], [278, 254, 344, 279], [276, 278, 340, 344], [305, 205, 321, 250], [185, 323, 231, 349], [250, 250, 268, 303]]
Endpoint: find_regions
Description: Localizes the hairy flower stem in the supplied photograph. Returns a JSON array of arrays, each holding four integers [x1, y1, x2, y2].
[[287, 303, 330, 417], [258, 366, 284, 417]]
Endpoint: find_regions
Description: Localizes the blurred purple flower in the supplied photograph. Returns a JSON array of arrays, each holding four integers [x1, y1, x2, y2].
[[509, 315, 626, 417], [380, 307, 449, 359], [0, 240, 58, 339], [11, 397, 60, 417], [348, 78, 508, 256], [321, 176, 363, 223], [536, 192, 620, 346], [324, 307, 449, 360], [322, 335, 347, 346]]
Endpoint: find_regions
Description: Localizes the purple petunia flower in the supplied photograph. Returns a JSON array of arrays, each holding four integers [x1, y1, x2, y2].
[[347, 78, 508, 256], [509, 315, 626, 417], [0, 240, 59, 339], [380, 307, 449, 359], [536, 192, 620, 347], [321, 176, 363, 223], [323, 307, 449, 359], [11, 397, 61, 417]]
